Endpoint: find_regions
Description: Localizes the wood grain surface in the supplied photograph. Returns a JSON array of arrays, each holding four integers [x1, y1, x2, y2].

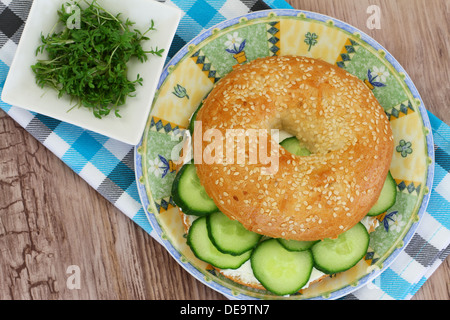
[[0, 0, 448, 300]]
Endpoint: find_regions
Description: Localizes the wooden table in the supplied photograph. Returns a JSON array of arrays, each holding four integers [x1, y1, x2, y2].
[[0, 0, 448, 300]]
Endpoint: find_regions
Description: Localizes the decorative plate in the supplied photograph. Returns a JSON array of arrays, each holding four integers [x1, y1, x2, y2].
[[135, 9, 434, 300]]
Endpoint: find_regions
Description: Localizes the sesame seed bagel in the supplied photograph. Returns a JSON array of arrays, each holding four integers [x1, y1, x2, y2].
[[194, 56, 394, 241]]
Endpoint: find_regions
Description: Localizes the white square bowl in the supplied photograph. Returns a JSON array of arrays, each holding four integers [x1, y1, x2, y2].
[[1, 0, 181, 145]]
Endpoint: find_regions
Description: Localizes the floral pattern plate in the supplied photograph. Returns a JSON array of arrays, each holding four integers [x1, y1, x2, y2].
[[135, 10, 434, 300]]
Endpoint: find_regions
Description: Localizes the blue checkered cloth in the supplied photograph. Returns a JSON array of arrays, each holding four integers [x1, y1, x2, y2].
[[0, 0, 448, 300]]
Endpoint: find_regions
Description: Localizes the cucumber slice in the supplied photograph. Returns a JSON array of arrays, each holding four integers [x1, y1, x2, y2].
[[277, 238, 319, 252], [280, 137, 311, 156], [311, 222, 369, 274], [367, 171, 397, 216], [189, 102, 203, 135], [250, 239, 314, 296], [172, 163, 218, 216], [207, 211, 262, 256], [187, 216, 252, 269], [189, 91, 211, 135]]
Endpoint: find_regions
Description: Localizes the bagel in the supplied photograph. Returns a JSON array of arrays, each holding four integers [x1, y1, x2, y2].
[[193, 56, 393, 241]]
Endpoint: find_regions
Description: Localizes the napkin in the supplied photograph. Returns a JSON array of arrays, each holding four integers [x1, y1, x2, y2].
[[0, 0, 448, 300]]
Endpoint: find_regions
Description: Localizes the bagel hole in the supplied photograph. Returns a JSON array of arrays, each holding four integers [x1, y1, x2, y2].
[[277, 126, 312, 157]]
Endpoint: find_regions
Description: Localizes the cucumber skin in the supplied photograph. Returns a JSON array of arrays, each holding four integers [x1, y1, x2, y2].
[[189, 90, 211, 135], [171, 164, 217, 216], [367, 171, 397, 216], [189, 102, 203, 135], [311, 223, 369, 275], [277, 238, 319, 252], [207, 212, 262, 256]]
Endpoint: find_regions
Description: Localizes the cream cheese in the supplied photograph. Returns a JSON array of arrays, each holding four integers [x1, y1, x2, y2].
[[360, 215, 380, 233]]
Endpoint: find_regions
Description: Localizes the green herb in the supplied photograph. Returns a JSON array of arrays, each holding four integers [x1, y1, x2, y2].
[[31, 0, 164, 119]]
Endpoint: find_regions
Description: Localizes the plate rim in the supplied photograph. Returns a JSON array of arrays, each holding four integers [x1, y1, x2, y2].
[[134, 8, 435, 300]]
